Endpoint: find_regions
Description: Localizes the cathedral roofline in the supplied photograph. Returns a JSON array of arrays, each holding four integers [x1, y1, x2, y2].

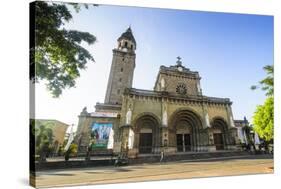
[[124, 88, 232, 105], [95, 102, 122, 112], [159, 65, 200, 78]]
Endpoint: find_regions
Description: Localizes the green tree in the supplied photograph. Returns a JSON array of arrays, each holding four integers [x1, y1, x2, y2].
[[251, 64, 274, 143], [251, 65, 274, 96], [31, 1, 97, 97], [253, 97, 273, 142], [35, 125, 54, 161]]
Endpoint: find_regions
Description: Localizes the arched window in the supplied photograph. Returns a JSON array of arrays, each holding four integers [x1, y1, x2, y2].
[[124, 41, 128, 47], [121, 68, 123, 72]]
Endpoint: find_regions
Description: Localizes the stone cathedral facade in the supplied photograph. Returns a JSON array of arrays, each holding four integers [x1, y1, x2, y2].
[[74, 27, 239, 157]]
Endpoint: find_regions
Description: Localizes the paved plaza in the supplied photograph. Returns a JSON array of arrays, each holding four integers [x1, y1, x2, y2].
[[34, 155, 273, 188]]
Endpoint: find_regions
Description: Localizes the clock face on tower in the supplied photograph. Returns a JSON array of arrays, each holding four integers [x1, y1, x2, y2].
[[176, 83, 187, 95]]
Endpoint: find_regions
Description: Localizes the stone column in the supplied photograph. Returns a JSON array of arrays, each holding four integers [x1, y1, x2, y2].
[[120, 126, 129, 153], [226, 105, 235, 128], [161, 99, 170, 153], [75, 108, 91, 154], [123, 98, 138, 157], [197, 80, 202, 95], [162, 102, 168, 127], [203, 127, 216, 152]]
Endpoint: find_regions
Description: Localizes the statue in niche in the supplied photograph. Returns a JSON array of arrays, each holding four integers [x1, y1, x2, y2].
[[128, 128, 134, 149], [162, 104, 168, 126], [126, 104, 132, 125], [197, 82, 201, 94], [205, 113, 210, 127], [160, 78, 165, 91], [230, 115, 235, 127]]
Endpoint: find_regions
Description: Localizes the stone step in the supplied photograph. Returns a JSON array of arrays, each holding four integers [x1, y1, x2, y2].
[[129, 151, 251, 165], [35, 151, 254, 171]]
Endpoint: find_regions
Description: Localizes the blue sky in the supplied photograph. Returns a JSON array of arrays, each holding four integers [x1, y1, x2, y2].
[[36, 3, 273, 128]]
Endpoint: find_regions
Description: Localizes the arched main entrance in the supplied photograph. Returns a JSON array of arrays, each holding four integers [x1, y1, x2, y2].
[[211, 118, 228, 150], [175, 120, 192, 152], [169, 109, 203, 152], [134, 113, 160, 154]]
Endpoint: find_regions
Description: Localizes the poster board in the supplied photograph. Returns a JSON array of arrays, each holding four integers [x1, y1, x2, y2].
[[91, 122, 113, 149]]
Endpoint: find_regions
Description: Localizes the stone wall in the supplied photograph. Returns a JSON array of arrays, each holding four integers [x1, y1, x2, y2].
[[121, 94, 235, 130], [156, 72, 200, 96], [118, 93, 238, 154], [207, 104, 231, 128], [104, 50, 135, 104]]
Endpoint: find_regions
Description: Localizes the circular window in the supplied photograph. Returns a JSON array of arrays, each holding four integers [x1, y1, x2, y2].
[[176, 83, 187, 95]]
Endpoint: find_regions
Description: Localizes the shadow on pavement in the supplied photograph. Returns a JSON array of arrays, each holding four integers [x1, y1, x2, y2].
[[42, 173, 76, 176], [172, 154, 273, 164]]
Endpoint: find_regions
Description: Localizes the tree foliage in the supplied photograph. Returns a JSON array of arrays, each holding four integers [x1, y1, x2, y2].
[[251, 64, 274, 142], [35, 124, 54, 161], [66, 143, 78, 155], [32, 1, 96, 97], [253, 97, 274, 141], [251, 65, 274, 96]]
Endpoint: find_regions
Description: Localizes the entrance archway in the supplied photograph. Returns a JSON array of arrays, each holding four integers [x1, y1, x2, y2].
[[169, 109, 203, 152], [211, 117, 228, 150], [176, 120, 192, 152], [134, 113, 160, 154]]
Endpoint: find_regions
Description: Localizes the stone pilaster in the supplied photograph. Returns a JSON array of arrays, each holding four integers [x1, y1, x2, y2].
[[197, 80, 202, 95], [226, 105, 235, 128], [202, 104, 211, 128]]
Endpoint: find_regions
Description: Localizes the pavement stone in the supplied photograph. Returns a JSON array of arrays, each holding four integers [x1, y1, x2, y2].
[[33, 155, 273, 188]]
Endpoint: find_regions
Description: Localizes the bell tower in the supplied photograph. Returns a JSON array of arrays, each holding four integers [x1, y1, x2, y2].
[[104, 27, 137, 105]]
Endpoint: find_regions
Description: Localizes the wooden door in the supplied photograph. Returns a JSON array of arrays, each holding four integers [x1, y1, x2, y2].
[[184, 134, 191, 151], [139, 133, 152, 153], [176, 134, 183, 152], [213, 133, 224, 150]]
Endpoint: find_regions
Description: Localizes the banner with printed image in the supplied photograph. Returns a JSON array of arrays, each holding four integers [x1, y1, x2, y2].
[[91, 122, 113, 149]]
